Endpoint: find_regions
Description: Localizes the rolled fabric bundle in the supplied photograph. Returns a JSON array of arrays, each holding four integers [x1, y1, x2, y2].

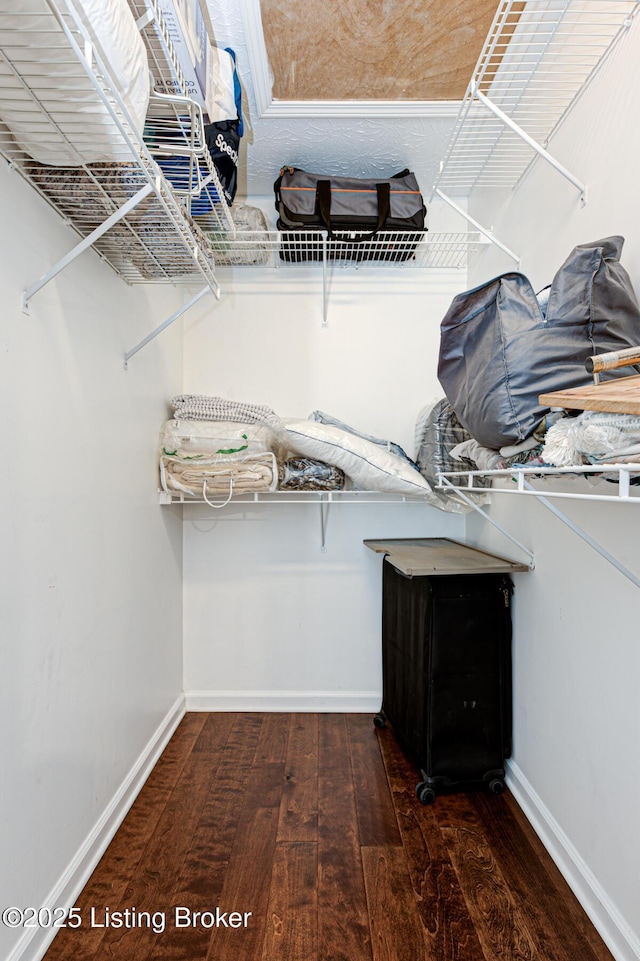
[[278, 457, 345, 491]]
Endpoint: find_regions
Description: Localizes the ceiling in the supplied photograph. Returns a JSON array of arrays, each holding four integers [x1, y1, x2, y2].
[[259, 0, 499, 102], [203, 0, 496, 206]]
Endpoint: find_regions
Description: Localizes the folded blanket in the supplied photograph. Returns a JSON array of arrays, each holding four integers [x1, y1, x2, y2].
[[171, 395, 282, 428], [160, 452, 277, 499]]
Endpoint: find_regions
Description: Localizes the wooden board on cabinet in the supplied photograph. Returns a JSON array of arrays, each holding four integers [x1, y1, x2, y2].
[[539, 374, 640, 414], [363, 538, 529, 576]]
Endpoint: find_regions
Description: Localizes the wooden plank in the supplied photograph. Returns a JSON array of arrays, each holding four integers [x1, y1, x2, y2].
[[539, 373, 640, 414], [435, 793, 544, 961], [193, 712, 239, 753], [141, 714, 267, 961], [261, 842, 317, 961], [347, 714, 401, 847], [318, 715, 373, 961], [177, 715, 267, 902], [487, 793, 616, 961], [83, 724, 239, 961], [203, 763, 285, 961], [277, 714, 319, 843], [364, 537, 529, 575], [376, 726, 487, 961], [255, 713, 291, 765], [362, 846, 429, 961], [42, 713, 208, 961]]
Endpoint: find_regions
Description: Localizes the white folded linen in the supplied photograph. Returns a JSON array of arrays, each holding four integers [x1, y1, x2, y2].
[[543, 411, 640, 467], [159, 452, 278, 498]]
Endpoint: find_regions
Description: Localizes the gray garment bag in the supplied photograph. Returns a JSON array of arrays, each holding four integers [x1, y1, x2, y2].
[[437, 236, 640, 450]]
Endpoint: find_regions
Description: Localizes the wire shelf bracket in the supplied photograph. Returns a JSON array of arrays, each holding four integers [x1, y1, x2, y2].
[[471, 84, 587, 206], [124, 284, 215, 368], [22, 183, 154, 314], [433, 188, 521, 266], [521, 478, 640, 590], [437, 466, 640, 590], [438, 475, 535, 569]]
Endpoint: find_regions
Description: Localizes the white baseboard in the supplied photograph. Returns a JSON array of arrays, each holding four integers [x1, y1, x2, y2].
[[185, 689, 382, 713], [9, 694, 186, 961], [506, 760, 640, 961]]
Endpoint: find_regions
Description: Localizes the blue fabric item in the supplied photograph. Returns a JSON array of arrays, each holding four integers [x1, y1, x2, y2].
[[225, 47, 243, 137], [309, 411, 418, 468], [156, 157, 219, 213]]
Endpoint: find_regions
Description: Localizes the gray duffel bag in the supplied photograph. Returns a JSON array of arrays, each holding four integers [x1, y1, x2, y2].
[[437, 236, 640, 450], [274, 166, 426, 262]]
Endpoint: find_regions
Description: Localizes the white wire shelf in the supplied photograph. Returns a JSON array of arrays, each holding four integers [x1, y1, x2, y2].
[[15, 155, 222, 288], [159, 489, 437, 505], [433, 0, 640, 198], [197, 230, 490, 270], [437, 463, 640, 503], [0, 0, 231, 299], [130, 0, 235, 228]]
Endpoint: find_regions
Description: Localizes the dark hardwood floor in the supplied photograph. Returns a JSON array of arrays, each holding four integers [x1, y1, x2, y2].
[[43, 713, 614, 961]]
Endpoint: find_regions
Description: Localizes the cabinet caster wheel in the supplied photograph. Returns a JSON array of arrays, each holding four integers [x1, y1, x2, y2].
[[489, 778, 505, 795], [416, 782, 436, 805], [373, 713, 386, 729]]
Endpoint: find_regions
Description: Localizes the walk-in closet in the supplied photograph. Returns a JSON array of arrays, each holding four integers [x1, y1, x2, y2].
[[2, 2, 640, 960]]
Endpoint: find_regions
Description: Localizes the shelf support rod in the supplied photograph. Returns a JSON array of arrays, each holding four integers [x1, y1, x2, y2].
[[471, 85, 587, 206], [319, 496, 329, 552], [434, 189, 520, 265], [124, 285, 212, 368], [522, 480, 640, 590], [22, 183, 154, 313], [322, 232, 328, 327], [439, 476, 535, 569]]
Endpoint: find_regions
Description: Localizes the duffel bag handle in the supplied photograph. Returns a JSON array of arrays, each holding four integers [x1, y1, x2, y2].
[[316, 180, 391, 243]]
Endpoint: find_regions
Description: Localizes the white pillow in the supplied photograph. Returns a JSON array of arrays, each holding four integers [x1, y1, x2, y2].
[[283, 419, 433, 496], [0, 0, 150, 165]]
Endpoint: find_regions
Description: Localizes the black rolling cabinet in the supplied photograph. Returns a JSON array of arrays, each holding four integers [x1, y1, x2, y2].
[[365, 538, 529, 804]]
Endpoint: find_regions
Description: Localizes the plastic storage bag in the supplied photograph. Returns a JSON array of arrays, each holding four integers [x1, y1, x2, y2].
[[278, 457, 346, 491]]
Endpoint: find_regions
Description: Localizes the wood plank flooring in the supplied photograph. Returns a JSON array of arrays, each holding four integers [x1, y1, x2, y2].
[[42, 713, 615, 961]]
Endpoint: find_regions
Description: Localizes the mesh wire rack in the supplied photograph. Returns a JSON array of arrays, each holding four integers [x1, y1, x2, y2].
[[195, 230, 489, 270], [0, 0, 232, 290], [129, 0, 235, 229], [433, 0, 640, 196]]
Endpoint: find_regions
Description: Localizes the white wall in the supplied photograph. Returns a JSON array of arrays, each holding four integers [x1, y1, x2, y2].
[[464, 16, 640, 961], [0, 164, 184, 961], [181, 248, 466, 709]]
